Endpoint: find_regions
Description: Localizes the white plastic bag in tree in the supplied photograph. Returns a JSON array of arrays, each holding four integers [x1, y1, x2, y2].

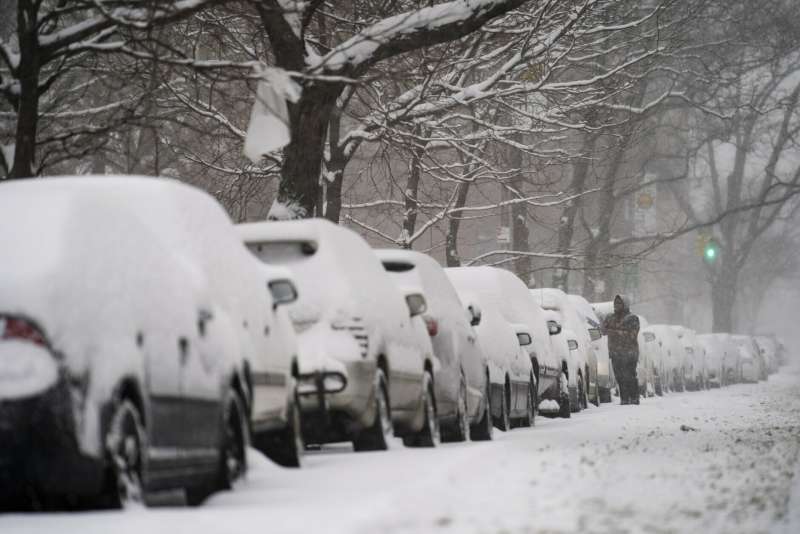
[[243, 67, 301, 164]]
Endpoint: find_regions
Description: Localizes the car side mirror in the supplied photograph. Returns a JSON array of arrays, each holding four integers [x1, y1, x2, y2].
[[268, 279, 298, 310], [517, 332, 532, 347], [547, 320, 562, 336], [568, 339, 579, 351], [406, 293, 427, 317], [588, 328, 602, 342], [468, 303, 482, 326]]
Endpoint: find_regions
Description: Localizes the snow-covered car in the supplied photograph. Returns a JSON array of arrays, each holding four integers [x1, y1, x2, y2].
[[442, 283, 535, 431], [715, 333, 741, 385], [754, 336, 779, 376], [539, 310, 576, 416], [239, 219, 439, 450], [671, 327, 705, 391], [696, 334, 725, 388], [0, 176, 299, 508], [730, 336, 764, 384], [568, 294, 612, 403], [376, 249, 490, 442], [445, 267, 561, 414], [636, 316, 661, 397], [532, 289, 595, 408], [647, 325, 683, 393]]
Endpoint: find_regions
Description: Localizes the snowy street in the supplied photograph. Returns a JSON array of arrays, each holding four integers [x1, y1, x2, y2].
[[4, 365, 799, 534]]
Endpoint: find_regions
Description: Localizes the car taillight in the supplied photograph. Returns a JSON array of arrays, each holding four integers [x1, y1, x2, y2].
[[424, 317, 438, 337], [0, 316, 48, 347]]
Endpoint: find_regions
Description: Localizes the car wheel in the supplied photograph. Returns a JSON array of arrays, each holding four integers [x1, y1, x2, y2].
[[404, 370, 440, 447], [254, 396, 303, 468], [219, 388, 249, 489], [470, 375, 493, 441], [103, 399, 147, 509], [494, 381, 511, 431], [558, 371, 571, 419], [444, 372, 470, 443], [591, 377, 600, 407], [579, 374, 588, 410], [353, 369, 394, 452], [520, 379, 535, 428]]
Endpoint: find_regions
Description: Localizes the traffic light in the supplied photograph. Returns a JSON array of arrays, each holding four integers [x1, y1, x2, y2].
[[695, 233, 720, 263], [704, 239, 719, 262]]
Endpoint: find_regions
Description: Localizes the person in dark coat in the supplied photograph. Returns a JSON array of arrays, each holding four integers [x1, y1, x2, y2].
[[602, 295, 640, 405]]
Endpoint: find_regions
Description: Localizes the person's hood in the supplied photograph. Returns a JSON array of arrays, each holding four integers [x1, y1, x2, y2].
[[613, 294, 630, 315]]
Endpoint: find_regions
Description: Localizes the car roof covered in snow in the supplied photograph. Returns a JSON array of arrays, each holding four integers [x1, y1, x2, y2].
[[374, 248, 466, 319], [238, 218, 410, 331], [445, 266, 553, 363], [566, 294, 602, 328], [0, 175, 271, 373]]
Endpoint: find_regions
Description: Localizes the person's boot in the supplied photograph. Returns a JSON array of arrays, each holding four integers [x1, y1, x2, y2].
[[632, 395, 640, 405], [621, 397, 629, 405]]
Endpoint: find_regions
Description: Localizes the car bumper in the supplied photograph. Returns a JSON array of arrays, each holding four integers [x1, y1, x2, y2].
[[0, 378, 104, 501], [297, 359, 376, 442]]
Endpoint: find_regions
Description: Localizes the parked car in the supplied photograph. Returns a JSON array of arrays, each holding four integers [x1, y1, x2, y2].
[[239, 219, 439, 451], [531, 289, 596, 408], [716, 333, 742, 385], [445, 267, 546, 418], [731, 336, 764, 383], [697, 334, 724, 388], [250, 266, 306, 468], [648, 325, 683, 393], [443, 282, 535, 430], [636, 316, 659, 397], [376, 249, 490, 441], [567, 294, 612, 403], [540, 310, 577, 416], [0, 176, 298, 509], [754, 336, 779, 376], [671, 327, 705, 391]]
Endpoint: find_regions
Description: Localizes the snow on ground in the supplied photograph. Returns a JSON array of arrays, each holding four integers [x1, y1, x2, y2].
[[3, 365, 800, 534]]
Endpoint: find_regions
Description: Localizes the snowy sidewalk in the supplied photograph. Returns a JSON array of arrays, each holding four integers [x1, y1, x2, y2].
[[3, 366, 800, 534]]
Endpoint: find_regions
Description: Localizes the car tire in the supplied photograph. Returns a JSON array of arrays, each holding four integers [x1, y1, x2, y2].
[[493, 381, 511, 431], [186, 388, 248, 506], [354, 369, 394, 452], [404, 370, 440, 447], [102, 399, 147, 509], [558, 371, 571, 419], [443, 372, 470, 443], [219, 388, 249, 488], [520, 379, 535, 427], [254, 397, 303, 468], [579, 374, 588, 410], [470, 375, 493, 441]]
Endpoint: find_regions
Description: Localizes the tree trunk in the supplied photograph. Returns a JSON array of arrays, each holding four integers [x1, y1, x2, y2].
[[553, 135, 596, 291], [445, 182, 471, 267], [274, 84, 342, 219], [401, 141, 425, 248], [324, 108, 346, 223], [10, 1, 40, 179], [508, 140, 531, 283], [711, 260, 738, 333]]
